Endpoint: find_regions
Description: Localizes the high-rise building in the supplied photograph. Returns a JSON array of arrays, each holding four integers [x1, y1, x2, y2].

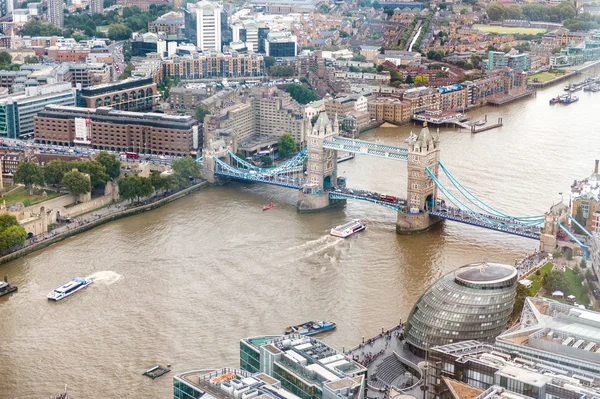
[[89, 0, 103, 15], [265, 32, 297, 58], [195, 0, 222, 51], [487, 50, 529, 71], [47, 0, 64, 29], [0, 0, 14, 18]]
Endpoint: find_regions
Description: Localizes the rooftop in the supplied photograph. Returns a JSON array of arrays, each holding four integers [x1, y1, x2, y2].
[[454, 262, 517, 285]]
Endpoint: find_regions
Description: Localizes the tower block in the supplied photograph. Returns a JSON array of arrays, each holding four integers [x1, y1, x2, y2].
[[396, 123, 442, 234], [297, 113, 344, 213]]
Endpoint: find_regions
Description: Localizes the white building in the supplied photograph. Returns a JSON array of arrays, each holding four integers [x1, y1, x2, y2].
[[195, 0, 222, 51], [89, 0, 103, 15], [12, 9, 31, 26]]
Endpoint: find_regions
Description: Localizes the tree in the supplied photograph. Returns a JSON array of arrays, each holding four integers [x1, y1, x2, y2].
[[405, 75, 414, 84], [585, 268, 593, 282], [0, 214, 19, 231], [278, 134, 297, 158], [171, 156, 202, 183], [0, 217, 27, 254], [349, 66, 361, 73], [264, 56, 277, 68], [486, 2, 506, 21], [195, 106, 210, 123], [542, 270, 571, 294], [351, 54, 366, 62], [376, 64, 384, 72], [24, 55, 39, 64], [574, 206, 586, 234], [108, 24, 132, 40], [262, 156, 273, 166], [581, 258, 588, 269], [285, 84, 320, 105], [62, 170, 91, 196], [95, 151, 121, 179], [512, 283, 531, 319], [135, 176, 154, 202], [566, 248, 573, 261], [319, 3, 330, 13], [44, 159, 68, 187], [0, 51, 11, 65], [118, 175, 137, 203], [14, 162, 44, 190], [76, 160, 109, 189]]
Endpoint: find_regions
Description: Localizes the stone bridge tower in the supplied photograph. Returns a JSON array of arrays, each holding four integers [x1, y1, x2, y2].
[[297, 113, 343, 213], [396, 122, 442, 234], [540, 202, 569, 253]]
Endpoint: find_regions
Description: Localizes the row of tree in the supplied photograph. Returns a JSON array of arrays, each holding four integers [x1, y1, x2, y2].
[[285, 84, 320, 105], [0, 214, 27, 255], [486, 2, 576, 24], [14, 152, 121, 197], [118, 156, 202, 203], [0, 52, 38, 71]]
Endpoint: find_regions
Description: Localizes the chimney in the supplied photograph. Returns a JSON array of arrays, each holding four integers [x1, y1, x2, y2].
[[595, 160, 599, 175]]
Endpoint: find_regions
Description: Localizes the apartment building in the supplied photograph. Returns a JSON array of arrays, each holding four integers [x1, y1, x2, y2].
[[161, 52, 264, 80], [34, 105, 198, 155], [368, 97, 404, 124], [77, 78, 157, 112]]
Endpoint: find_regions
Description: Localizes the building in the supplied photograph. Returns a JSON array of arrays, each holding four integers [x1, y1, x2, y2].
[[161, 52, 264, 80], [570, 160, 600, 233], [401, 87, 439, 120], [496, 297, 600, 376], [550, 33, 600, 68], [130, 32, 168, 57], [148, 11, 185, 35], [376, 50, 422, 66], [368, 97, 404, 124], [174, 367, 303, 399], [89, 0, 103, 14], [0, 151, 23, 184], [196, 0, 223, 51], [405, 262, 518, 357], [240, 334, 367, 399], [265, 32, 297, 58], [34, 105, 198, 155], [360, 46, 381, 63], [77, 78, 157, 112], [325, 95, 368, 119], [70, 63, 111, 87], [0, 83, 75, 139], [487, 50, 529, 71], [0, 0, 13, 18], [428, 339, 600, 399], [438, 84, 468, 111], [47, 0, 64, 29], [169, 84, 214, 112]]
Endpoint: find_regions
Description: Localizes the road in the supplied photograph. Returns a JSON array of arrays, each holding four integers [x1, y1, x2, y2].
[[108, 41, 126, 81]]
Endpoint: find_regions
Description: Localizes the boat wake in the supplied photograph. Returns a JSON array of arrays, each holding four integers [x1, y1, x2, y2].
[[297, 236, 345, 260], [87, 271, 123, 286], [287, 235, 331, 251]]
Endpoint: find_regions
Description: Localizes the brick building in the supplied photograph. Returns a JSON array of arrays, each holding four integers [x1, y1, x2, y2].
[[77, 78, 157, 112], [34, 105, 199, 156]]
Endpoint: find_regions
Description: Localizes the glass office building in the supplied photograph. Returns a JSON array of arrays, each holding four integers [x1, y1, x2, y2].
[[405, 262, 518, 356]]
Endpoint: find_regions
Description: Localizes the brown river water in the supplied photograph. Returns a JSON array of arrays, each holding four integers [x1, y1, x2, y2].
[[0, 67, 599, 398]]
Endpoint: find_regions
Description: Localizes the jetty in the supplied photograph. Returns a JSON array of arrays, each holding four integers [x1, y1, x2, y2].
[[471, 118, 503, 134]]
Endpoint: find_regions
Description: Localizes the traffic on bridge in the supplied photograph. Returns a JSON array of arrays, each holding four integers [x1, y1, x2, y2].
[[327, 185, 407, 212]]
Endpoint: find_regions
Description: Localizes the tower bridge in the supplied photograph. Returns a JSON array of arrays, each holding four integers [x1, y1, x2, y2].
[[200, 113, 590, 254]]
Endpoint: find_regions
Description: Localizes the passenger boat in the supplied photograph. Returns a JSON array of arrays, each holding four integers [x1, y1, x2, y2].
[[263, 202, 275, 211], [330, 219, 367, 238], [549, 96, 559, 104], [284, 321, 337, 336], [47, 278, 93, 301], [0, 277, 17, 298], [559, 94, 578, 104], [404, 132, 418, 143]]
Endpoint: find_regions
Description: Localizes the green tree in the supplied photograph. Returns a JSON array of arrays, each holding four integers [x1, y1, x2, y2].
[[14, 162, 44, 190], [585, 268, 593, 282], [278, 134, 297, 158], [262, 156, 273, 166], [581, 258, 587, 269], [349, 66, 360, 72], [566, 248, 573, 261], [376, 64, 384, 72], [171, 156, 202, 184], [108, 24, 132, 40], [24, 55, 39, 64], [264, 56, 277, 68], [0, 213, 19, 231], [122, 41, 132, 62], [405, 75, 414, 84], [77, 160, 109, 189], [574, 206, 586, 234], [44, 159, 68, 187], [512, 283, 531, 319], [118, 175, 137, 202], [95, 151, 121, 179], [486, 2, 506, 21], [0, 51, 11, 65], [135, 176, 154, 203], [543, 270, 571, 294], [285, 84, 320, 105], [0, 221, 27, 254], [62, 170, 91, 196], [351, 54, 366, 62], [195, 106, 210, 122], [319, 3, 330, 13]]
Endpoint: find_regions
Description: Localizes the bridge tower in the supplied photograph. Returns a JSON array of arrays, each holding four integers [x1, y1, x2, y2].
[[396, 122, 442, 234], [540, 202, 569, 253], [297, 113, 343, 213], [201, 133, 235, 183]]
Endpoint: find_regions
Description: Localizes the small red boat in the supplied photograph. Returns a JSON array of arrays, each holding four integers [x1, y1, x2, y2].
[[263, 202, 275, 211]]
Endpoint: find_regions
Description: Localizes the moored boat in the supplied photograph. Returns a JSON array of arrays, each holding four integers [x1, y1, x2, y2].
[[284, 320, 337, 336], [0, 277, 17, 298], [263, 202, 275, 211], [330, 219, 367, 238], [47, 278, 92, 301]]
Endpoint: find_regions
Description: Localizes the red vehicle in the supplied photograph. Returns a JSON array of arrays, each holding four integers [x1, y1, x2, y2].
[[557, 231, 567, 240], [379, 194, 397, 203], [125, 152, 139, 159]]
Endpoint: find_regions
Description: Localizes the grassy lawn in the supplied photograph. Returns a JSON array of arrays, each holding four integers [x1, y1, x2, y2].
[[564, 267, 588, 304], [2, 186, 63, 207], [528, 71, 563, 83], [473, 25, 547, 35], [528, 262, 554, 295]]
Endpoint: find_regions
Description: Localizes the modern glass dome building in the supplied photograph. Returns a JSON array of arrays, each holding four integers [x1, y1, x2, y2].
[[405, 262, 518, 357]]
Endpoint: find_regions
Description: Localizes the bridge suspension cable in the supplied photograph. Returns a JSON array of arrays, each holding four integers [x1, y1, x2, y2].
[[437, 161, 544, 222], [227, 149, 308, 177]]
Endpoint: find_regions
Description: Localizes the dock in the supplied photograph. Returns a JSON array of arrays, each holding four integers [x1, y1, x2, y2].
[[486, 89, 536, 106], [471, 118, 503, 134]]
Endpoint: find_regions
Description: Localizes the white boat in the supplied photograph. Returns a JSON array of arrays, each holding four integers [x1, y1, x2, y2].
[[404, 132, 418, 143], [47, 278, 93, 301], [330, 219, 367, 238]]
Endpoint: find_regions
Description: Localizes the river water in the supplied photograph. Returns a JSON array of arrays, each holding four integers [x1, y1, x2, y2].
[[1, 68, 599, 398]]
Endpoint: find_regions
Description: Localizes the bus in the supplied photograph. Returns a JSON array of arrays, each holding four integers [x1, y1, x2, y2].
[[125, 152, 139, 159]]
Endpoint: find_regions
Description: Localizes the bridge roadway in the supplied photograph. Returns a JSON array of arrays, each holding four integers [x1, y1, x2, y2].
[[322, 137, 408, 161], [327, 187, 406, 211], [430, 207, 542, 239]]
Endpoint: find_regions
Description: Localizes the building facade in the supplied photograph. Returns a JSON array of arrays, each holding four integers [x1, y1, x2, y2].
[[47, 0, 64, 29], [196, 0, 222, 51], [77, 78, 157, 112], [161, 52, 264, 79], [265, 32, 297, 58], [89, 0, 103, 14], [487, 50, 529, 71], [405, 262, 518, 356], [34, 105, 198, 156]]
